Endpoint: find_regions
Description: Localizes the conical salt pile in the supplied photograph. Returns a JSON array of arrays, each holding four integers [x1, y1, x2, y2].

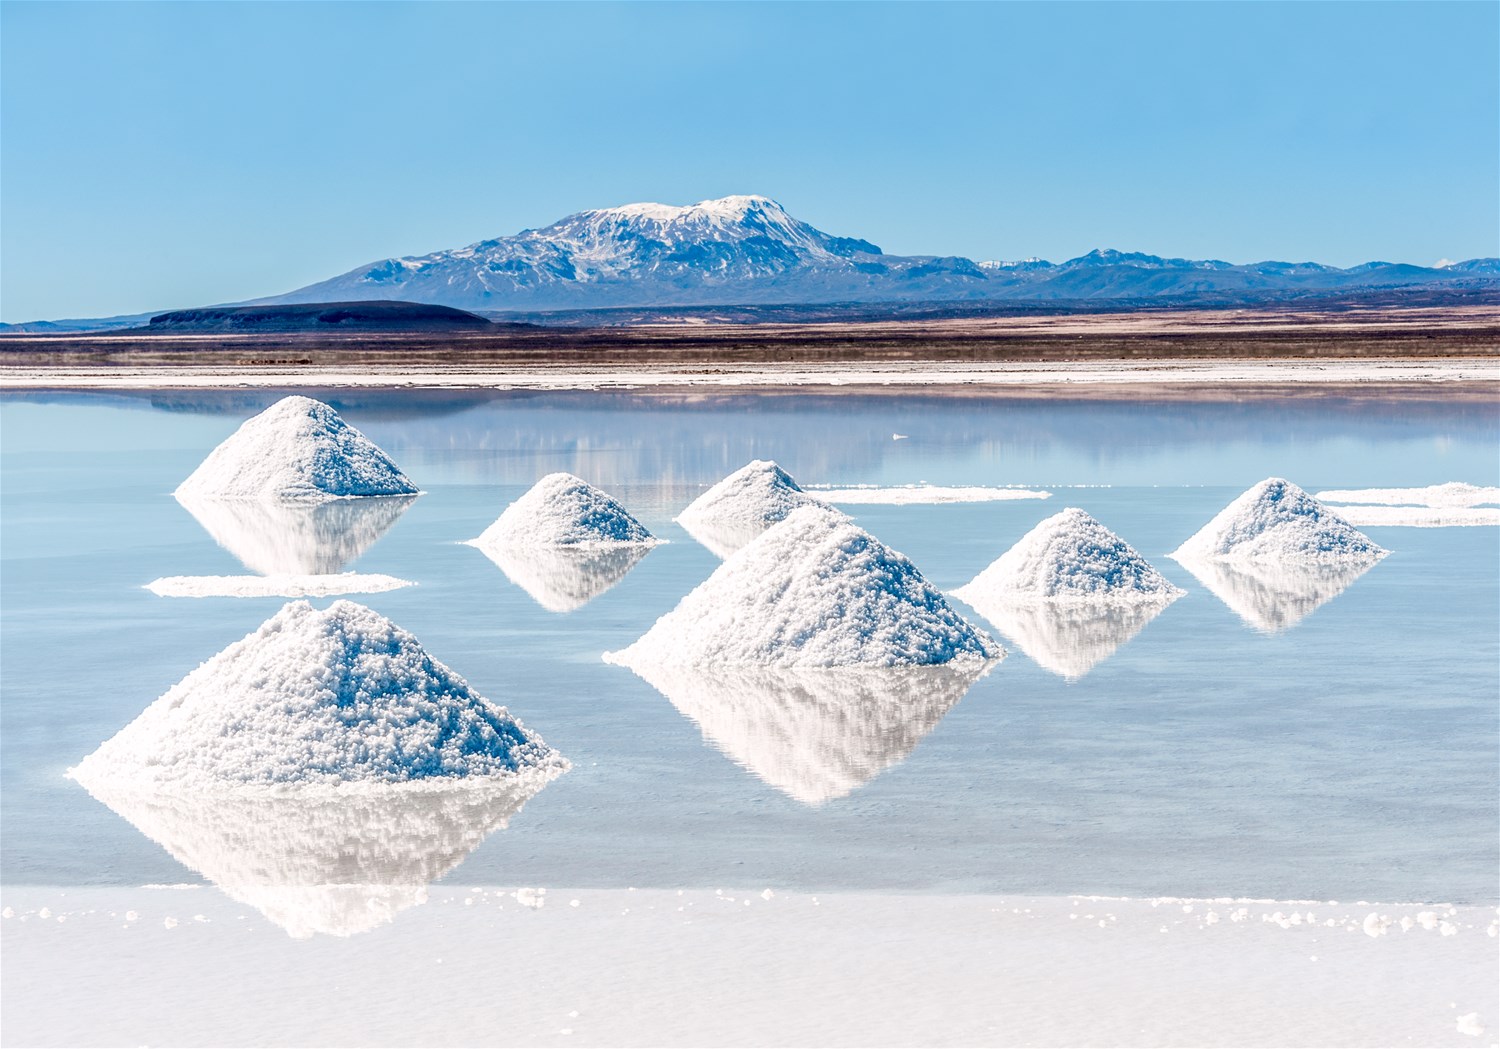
[[1171, 477, 1388, 564], [605, 505, 1001, 669], [676, 459, 825, 557], [175, 396, 419, 502], [954, 508, 1184, 606], [69, 600, 567, 790], [469, 472, 659, 548]]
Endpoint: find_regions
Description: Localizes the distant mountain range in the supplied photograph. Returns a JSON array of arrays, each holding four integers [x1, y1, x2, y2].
[[4, 194, 1496, 330]]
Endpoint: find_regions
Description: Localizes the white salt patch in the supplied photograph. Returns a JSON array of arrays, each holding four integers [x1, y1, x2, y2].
[[175, 396, 418, 502], [955, 508, 1184, 604], [605, 506, 1000, 669], [470, 543, 650, 613], [469, 473, 660, 549], [1175, 556, 1378, 634], [146, 574, 414, 599], [1322, 505, 1500, 528], [676, 460, 825, 558], [810, 484, 1051, 505], [69, 600, 566, 790], [175, 493, 415, 575], [617, 661, 990, 805], [1457, 1013, 1486, 1037], [1171, 478, 1387, 565], [1314, 482, 1500, 508], [76, 776, 555, 938]]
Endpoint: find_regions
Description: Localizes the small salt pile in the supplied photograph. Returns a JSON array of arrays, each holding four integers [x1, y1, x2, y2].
[[175, 396, 418, 502], [605, 505, 1000, 669], [469, 472, 660, 548], [69, 600, 566, 790], [1171, 478, 1387, 565], [954, 508, 1184, 606], [676, 460, 824, 557]]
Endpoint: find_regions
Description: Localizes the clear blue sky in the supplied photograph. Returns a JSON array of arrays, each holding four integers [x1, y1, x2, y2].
[[2, 1, 1496, 321]]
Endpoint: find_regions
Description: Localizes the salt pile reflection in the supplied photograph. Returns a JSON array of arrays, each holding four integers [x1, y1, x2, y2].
[[176, 492, 416, 576], [622, 662, 991, 806], [1175, 556, 1378, 634], [76, 774, 556, 939], [965, 599, 1174, 681], [471, 542, 652, 613]]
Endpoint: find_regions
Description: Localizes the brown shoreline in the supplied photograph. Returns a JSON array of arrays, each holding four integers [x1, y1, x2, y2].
[[2, 305, 1497, 371]]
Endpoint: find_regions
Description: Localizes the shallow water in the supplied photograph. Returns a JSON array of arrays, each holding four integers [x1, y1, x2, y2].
[[2, 389, 1496, 904]]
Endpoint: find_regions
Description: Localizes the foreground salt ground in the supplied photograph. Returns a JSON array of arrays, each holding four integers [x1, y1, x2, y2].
[[3, 887, 1494, 1048]]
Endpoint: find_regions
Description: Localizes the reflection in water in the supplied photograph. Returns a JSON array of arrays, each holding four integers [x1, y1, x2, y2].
[[76, 774, 556, 939], [676, 517, 767, 560], [621, 662, 990, 806], [1174, 556, 1378, 634], [470, 543, 652, 613], [176, 493, 416, 575], [965, 599, 1175, 681]]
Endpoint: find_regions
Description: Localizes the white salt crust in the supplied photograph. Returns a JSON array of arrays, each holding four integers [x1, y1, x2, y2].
[[69, 600, 566, 790], [1170, 478, 1388, 565], [606, 505, 1001, 669], [676, 460, 825, 557], [175, 396, 418, 502], [1313, 482, 1500, 508], [469, 472, 660, 548]]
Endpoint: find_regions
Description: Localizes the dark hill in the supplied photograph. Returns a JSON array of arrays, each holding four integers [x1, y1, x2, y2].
[[145, 300, 494, 332]]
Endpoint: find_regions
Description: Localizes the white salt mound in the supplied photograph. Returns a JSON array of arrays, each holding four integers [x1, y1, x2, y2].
[[676, 460, 823, 556], [470, 472, 659, 548], [175, 396, 418, 502], [69, 600, 566, 790], [1170, 478, 1387, 565], [605, 505, 1001, 669], [954, 508, 1184, 605]]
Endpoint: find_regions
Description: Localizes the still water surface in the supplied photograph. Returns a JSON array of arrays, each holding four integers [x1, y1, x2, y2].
[[2, 389, 1496, 905]]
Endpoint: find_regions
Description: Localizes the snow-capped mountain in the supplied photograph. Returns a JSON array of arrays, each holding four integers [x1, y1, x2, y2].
[[257, 195, 1496, 313], [264, 195, 990, 311]]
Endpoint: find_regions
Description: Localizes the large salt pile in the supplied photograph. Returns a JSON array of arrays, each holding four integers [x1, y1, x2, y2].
[[1170, 478, 1388, 565], [469, 472, 660, 549], [473, 543, 651, 613], [676, 459, 825, 557], [69, 600, 567, 790], [75, 775, 548, 938], [628, 662, 988, 806], [175, 396, 418, 502], [955, 508, 1184, 605], [606, 505, 1000, 669]]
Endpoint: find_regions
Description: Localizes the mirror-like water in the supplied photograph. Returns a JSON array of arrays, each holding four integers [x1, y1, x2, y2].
[[3, 389, 1496, 906]]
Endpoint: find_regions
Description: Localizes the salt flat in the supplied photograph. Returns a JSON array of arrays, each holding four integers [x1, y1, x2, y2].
[[2, 887, 1494, 1048]]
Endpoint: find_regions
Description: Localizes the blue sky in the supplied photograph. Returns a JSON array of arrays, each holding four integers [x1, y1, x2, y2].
[[2, 1, 1496, 321]]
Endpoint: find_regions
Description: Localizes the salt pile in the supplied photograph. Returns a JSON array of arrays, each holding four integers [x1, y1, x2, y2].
[[1177, 557, 1378, 634], [627, 662, 988, 805], [1170, 478, 1388, 565], [954, 508, 1185, 605], [605, 505, 1000, 669], [175, 492, 416, 576], [472, 543, 651, 613], [469, 472, 660, 549], [676, 459, 825, 557], [175, 396, 418, 502], [69, 600, 567, 790], [75, 776, 549, 938]]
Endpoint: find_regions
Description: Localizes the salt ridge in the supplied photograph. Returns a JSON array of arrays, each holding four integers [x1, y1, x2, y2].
[[145, 574, 415, 599], [812, 484, 1052, 505], [606, 505, 1001, 669], [1170, 478, 1388, 565], [175, 396, 418, 502], [469, 472, 660, 549], [1314, 482, 1500, 508], [70, 600, 567, 790]]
